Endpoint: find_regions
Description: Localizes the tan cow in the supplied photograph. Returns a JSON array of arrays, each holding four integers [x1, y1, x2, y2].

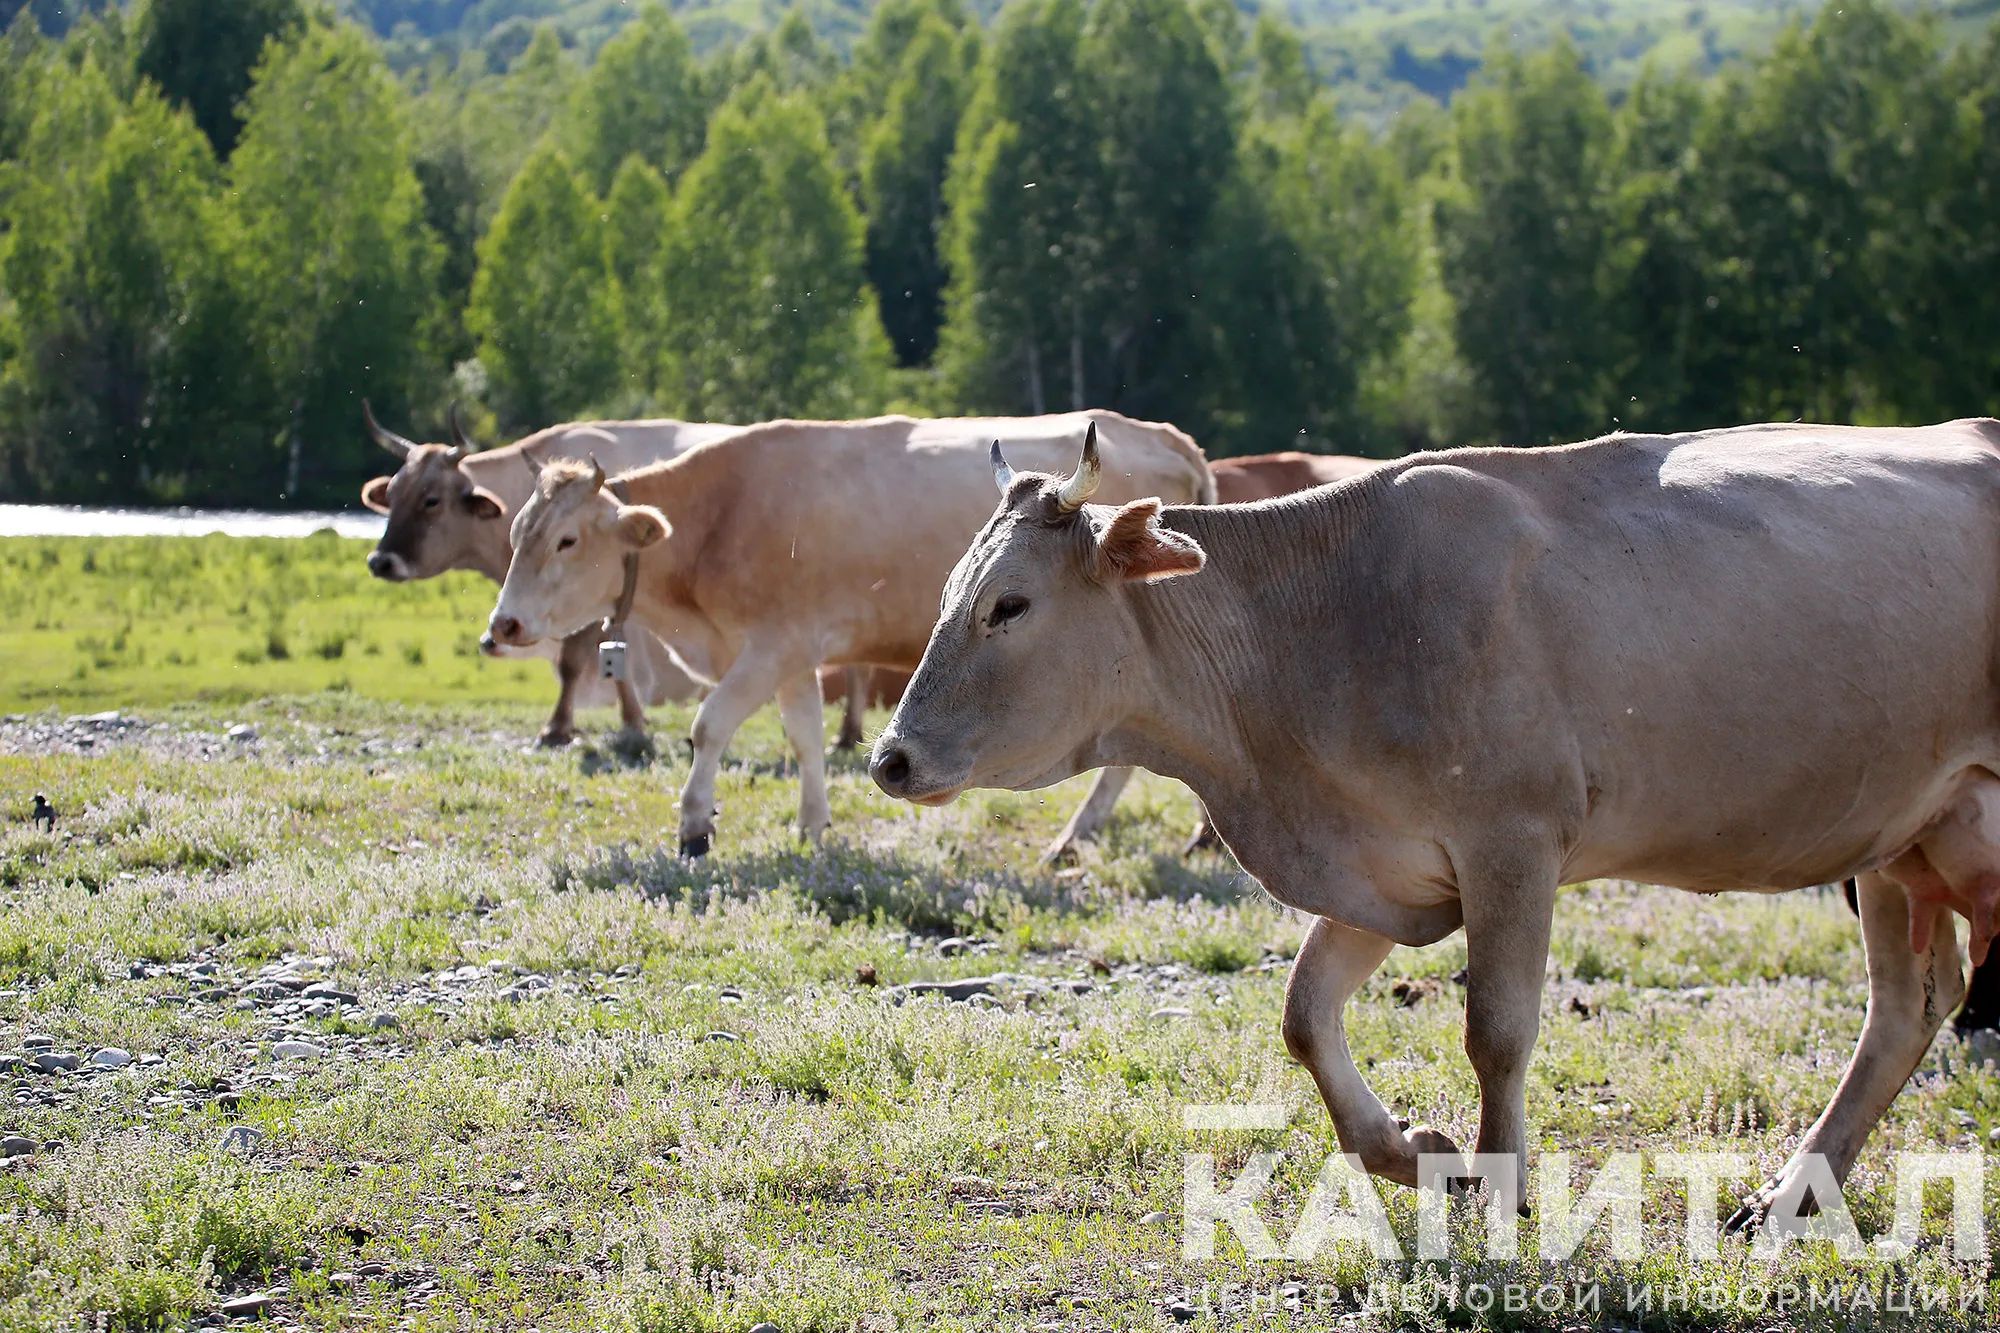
[[359, 406, 730, 745], [1210, 450, 1380, 503], [486, 412, 1213, 857], [871, 418, 2000, 1231]]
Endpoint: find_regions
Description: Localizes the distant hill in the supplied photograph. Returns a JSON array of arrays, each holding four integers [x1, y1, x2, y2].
[[11, 0, 1989, 111]]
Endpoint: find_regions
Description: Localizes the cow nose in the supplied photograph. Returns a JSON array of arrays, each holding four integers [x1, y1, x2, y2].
[[477, 632, 500, 657], [366, 551, 394, 579], [871, 745, 913, 797], [491, 615, 525, 646]]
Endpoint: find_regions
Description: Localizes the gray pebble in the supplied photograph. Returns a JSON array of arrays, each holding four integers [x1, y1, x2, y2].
[[218, 1291, 273, 1317], [367, 1012, 401, 1030], [90, 1047, 133, 1069], [219, 1125, 264, 1155], [271, 1040, 326, 1060], [1, 1135, 34, 1158], [702, 1030, 741, 1043], [20, 1035, 54, 1051], [1139, 1210, 1170, 1225], [30, 1052, 80, 1073], [301, 983, 357, 1005], [225, 724, 258, 743], [749, 1324, 782, 1333], [1148, 1006, 1194, 1020]]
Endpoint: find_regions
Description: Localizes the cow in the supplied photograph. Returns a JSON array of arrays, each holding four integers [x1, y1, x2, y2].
[[1210, 450, 1380, 503], [869, 418, 2000, 1231], [358, 405, 732, 746], [485, 412, 1213, 858]]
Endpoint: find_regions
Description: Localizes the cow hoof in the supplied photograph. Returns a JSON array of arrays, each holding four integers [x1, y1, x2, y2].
[[1039, 840, 1079, 869], [609, 728, 655, 763], [834, 726, 865, 751], [1724, 1167, 1822, 1237], [679, 834, 711, 859], [1182, 823, 1221, 857], [537, 727, 575, 749]]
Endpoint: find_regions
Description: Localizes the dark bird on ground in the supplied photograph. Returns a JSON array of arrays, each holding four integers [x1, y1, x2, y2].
[[31, 793, 55, 832]]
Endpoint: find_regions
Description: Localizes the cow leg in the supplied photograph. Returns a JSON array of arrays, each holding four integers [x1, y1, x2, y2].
[[539, 628, 597, 747], [1041, 766, 1135, 864], [1457, 840, 1560, 1218], [835, 666, 867, 751], [1725, 871, 1964, 1233], [1283, 918, 1465, 1190], [677, 655, 783, 857], [775, 672, 833, 842]]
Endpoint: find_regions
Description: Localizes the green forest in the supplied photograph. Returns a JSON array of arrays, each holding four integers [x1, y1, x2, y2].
[[0, 0, 1994, 507]]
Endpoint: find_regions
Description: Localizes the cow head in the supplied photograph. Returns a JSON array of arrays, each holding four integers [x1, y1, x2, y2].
[[870, 424, 1206, 805], [486, 458, 670, 649], [359, 402, 508, 581]]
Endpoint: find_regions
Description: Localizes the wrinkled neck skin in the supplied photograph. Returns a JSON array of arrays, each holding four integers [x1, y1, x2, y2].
[[607, 489, 730, 685], [1088, 493, 1464, 946]]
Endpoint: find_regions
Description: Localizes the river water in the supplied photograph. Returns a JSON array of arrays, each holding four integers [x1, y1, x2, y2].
[[0, 504, 385, 540]]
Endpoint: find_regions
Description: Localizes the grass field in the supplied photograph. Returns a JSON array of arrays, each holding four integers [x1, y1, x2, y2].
[[3, 534, 1999, 1331]]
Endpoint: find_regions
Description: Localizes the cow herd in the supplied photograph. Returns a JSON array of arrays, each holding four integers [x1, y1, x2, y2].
[[361, 405, 2000, 1235]]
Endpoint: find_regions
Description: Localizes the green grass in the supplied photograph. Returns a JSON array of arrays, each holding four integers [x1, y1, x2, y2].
[[0, 533, 548, 713], [1, 536, 1997, 1330]]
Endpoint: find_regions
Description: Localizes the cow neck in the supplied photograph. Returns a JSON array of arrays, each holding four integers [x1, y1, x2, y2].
[[1104, 491, 1359, 799], [603, 477, 641, 636]]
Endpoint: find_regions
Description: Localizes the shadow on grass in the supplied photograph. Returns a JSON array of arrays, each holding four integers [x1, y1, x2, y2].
[[550, 836, 1255, 934]]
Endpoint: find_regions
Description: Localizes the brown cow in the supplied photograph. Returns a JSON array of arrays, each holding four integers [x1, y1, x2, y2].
[[872, 418, 2000, 1230], [1210, 451, 1380, 503], [486, 412, 1212, 857], [359, 406, 728, 745]]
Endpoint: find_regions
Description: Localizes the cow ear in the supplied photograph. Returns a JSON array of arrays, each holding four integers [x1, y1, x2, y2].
[[464, 486, 505, 520], [1092, 499, 1205, 584], [360, 476, 391, 514], [614, 504, 671, 549]]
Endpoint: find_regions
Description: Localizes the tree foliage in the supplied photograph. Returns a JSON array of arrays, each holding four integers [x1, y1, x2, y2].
[[467, 143, 618, 431], [229, 21, 441, 501], [132, 0, 305, 157], [1, 0, 1996, 507], [657, 80, 888, 422]]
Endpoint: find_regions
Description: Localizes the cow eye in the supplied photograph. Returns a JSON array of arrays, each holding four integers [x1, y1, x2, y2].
[[987, 594, 1029, 628], [423, 495, 441, 509], [556, 536, 577, 552]]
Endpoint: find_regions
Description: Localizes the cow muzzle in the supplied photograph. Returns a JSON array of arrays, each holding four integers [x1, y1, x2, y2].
[[869, 737, 965, 806], [487, 613, 536, 649], [367, 550, 409, 582]]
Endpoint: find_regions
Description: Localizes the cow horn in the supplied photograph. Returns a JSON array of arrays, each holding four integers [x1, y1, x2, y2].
[[588, 455, 606, 491], [518, 445, 543, 481], [362, 399, 415, 461], [990, 440, 1014, 495], [1055, 422, 1100, 512], [447, 401, 477, 456]]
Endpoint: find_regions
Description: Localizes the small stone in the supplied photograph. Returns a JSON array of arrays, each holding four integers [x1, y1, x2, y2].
[[2, 1135, 34, 1158], [90, 1047, 133, 1069], [749, 1324, 782, 1333], [1139, 1210, 1170, 1225], [702, 1030, 741, 1043], [1165, 1300, 1198, 1324], [717, 986, 744, 1003], [328, 1271, 361, 1290], [218, 1291, 274, 1318], [226, 724, 258, 743], [1148, 1006, 1193, 1020], [854, 963, 878, 986], [937, 936, 974, 957], [367, 1012, 400, 1031], [30, 1052, 80, 1073], [220, 1125, 264, 1155], [301, 983, 358, 1005], [20, 1035, 54, 1051], [272, 1040, 326, 1060]]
